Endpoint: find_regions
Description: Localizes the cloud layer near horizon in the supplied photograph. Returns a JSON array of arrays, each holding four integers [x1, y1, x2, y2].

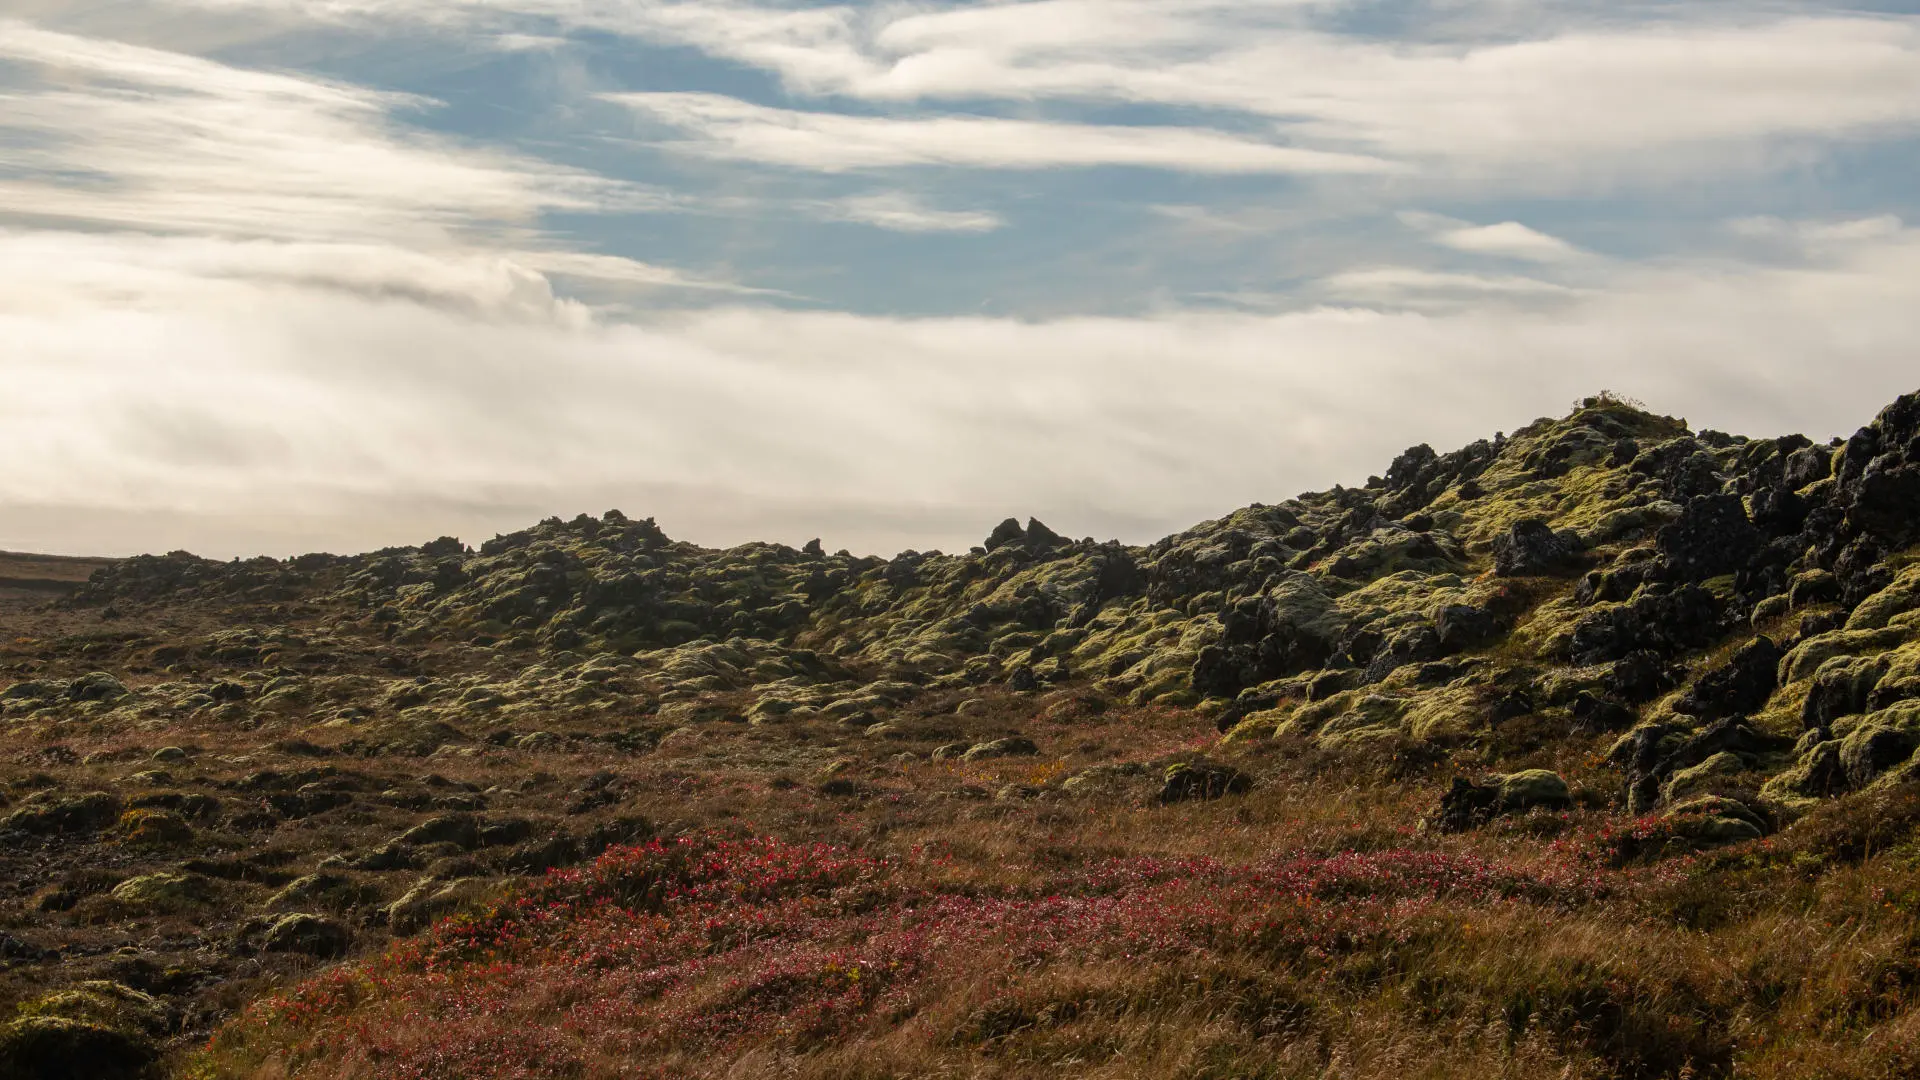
[[7, 220, 1919, 558], [4, 3, 1919, 559]]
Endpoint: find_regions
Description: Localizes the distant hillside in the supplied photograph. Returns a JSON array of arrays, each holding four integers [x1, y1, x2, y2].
[[0, 551, 116, 596]]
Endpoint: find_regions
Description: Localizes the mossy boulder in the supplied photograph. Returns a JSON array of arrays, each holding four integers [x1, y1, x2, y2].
[[16, 981, 166, 1035], [1662, 752, 1747, 804], [109, 872, 214, 912], [961, 737, 1039, 762], [1061, 762, 1150, 797], [1158, 760, 1253, 803], [397, 813, 480, 849], [262, 913, 352, 958], [116, 809, 193, 847], [0, 1017, 154, 1080], [66, 672, 130, 703], [1433, 770, 1571, 831], [3, 980, 165, 1079], [3, 792, 122, 836], [0, 679, 58, 702], [1659, 795, 1771, 849], [1497, 769, 1572, 810]]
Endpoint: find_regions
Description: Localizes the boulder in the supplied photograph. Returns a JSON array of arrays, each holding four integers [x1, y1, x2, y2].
[[1431, 770, 1571, 831], [0, 680, 57, 702], [983, 518, 1025, 552], [1660, 795, 1771, 849], [1801, 655, 1889, 731], [349, 841, 418, 872], [1839, 722, 1919, 789], [0, 1018, 153, 1080], [66, 672, 130, 704], [1656, 494, 1761, 581], [1569, 585, 1726, 666], [1497, 769, 1573, 810], [262, 913, 352, 958], [499, 835, 583, 875], [3, 793, 122, 837], [961, 737, 1040, 762], [1662, 751, 1746, 803], [1788, 569, 1842, 608], [1433, 603, 1497, 651], [15, 981, 166, 1036], [1611, 717, 1795, 813], [1061, 762, 1150, 798], [1784, 444, 1832, 489], [116, 810, 193, 847], [1673, 636, 1782, 722], [1158, 760, 1254, 803], [1492, 519, 1581, 577], [397, 813, 480, 850], [1191, 574, 1342, 697], [109, 873, 213, 912]]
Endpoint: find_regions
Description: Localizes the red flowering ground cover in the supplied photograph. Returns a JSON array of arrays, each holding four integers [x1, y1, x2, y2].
[[195, 834, 1616, 1079]]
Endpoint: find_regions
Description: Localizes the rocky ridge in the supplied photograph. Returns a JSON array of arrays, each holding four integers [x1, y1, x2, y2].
[[50, 390, 1920, 812]]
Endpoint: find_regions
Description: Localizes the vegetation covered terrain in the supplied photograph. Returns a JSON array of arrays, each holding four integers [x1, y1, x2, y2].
[[6, 391, 1920, 1078]]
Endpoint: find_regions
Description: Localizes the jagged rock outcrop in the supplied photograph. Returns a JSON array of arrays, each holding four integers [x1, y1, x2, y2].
[[42, 389, 1920, 824]]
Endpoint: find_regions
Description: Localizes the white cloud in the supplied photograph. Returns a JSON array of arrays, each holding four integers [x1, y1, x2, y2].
[[1318, 266, 1580, 309], [605, 92, 1400, 174], [1434, 222, 1583, 262], [652, 9, 1920, 178], [816, 192, 1004, 233], [0, 21, 741, 317], [133, 2, 1920, 187], [1729, 214, 1907, 244], [6, 218, 1919, 559], [1398, 212, 1585, 262]]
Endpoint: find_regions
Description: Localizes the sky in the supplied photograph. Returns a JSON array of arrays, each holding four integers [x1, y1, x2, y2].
[[3, 0, 1920, 559]]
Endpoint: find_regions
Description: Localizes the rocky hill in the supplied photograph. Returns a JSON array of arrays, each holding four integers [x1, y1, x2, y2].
[[6, 390, 1920, 1079]]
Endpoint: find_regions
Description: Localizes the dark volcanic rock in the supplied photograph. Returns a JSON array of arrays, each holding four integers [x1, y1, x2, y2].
[[1433, 604, 1497, 652], [1674, 636, 1782, 722], [1657, 494, 1761, 581], [1430, 770, 1572, 832], [1570, 585, 1726, 666], [1491, 520, 1582, 577]]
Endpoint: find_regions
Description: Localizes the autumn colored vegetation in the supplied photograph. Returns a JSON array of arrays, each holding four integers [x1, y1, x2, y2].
[[187, 758, 1920, 1080]]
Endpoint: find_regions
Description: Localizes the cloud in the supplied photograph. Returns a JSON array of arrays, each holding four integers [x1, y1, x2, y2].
[[6, 218, 1919, 559], [0, 21, 743, 316], [815, 192, 1004, 233], [1434, 223, 1584, 263], [605, 92, 1400, 175], [649, 8, 1920, 181], [5, 6, 1919, 562], [1317, 266, 1580, 310], [134, 2, 1920, 189], [1398, 212, 1585, 262], [1729, 214, 1907, 245]]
